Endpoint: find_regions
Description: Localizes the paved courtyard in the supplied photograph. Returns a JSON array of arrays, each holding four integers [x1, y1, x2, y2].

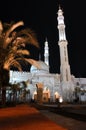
[[0, 104, 67, 130], [0, 104, 86, 130]]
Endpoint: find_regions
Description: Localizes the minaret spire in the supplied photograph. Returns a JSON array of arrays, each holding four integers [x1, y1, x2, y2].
[[57, 6, 75, 102], [57, 6, 71, 82], [44, 38, 49, 66], [57, 6, 66, 41]]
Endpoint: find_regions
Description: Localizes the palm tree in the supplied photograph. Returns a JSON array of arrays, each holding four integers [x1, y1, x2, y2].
[[0, 20, 39, 106]]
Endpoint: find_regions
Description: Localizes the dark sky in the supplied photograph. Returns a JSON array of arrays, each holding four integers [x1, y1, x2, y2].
[[0, 0, 86, 77]]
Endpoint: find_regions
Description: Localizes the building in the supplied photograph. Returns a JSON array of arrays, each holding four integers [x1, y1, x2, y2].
[[9, 7, 86, 103]]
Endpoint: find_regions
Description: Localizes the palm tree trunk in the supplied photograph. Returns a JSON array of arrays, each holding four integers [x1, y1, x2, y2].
[[2, 87, 6, 107], [1, 69, 9, 107]]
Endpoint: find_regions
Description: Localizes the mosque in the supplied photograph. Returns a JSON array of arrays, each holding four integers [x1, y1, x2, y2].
[[9, 7, 86, 103]]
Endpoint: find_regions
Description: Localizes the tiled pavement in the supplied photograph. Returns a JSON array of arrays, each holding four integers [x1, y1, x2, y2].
[[40, 110, 86, 130], [0, 104, 86, 130], [0, 104, 67, 130]]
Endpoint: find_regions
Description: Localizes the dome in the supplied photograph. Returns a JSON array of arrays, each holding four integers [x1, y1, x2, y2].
[[30, 60, 49, 74]]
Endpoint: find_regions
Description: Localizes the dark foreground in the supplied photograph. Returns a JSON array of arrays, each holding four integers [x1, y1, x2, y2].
[[0, 103, 86, 130], [33, 103, 86, 122], [0, 104, 67, 130], [31, 103, 86, 130]]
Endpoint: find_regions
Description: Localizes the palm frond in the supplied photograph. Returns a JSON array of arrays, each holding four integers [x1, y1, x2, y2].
[[3, 21, 24, 48], [0, 21, 3, 35], [17, 28, 39, 47], [25, 58, 41, 69], [12, 37, 28, 47], [0, 20, 39, 73], [5, 21, 24, 38], [16, 50, 30, 55], [4, 58, 22, 71], [10, 60, 22, 71]]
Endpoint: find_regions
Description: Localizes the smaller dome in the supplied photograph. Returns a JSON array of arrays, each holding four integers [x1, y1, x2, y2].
[[30, 60, 49, 74], [30, 65, 38, 73]]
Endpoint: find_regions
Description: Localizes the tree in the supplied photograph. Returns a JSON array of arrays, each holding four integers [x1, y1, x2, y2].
[[0, 20, 39, 106]]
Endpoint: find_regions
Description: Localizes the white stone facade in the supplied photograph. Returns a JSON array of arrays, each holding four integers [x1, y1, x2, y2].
[[9, 7, 86, 103], [9, 69, 86, 102]]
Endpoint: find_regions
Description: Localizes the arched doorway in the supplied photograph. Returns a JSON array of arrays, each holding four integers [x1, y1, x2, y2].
[[42, 87, 50, 103], [33, 90, 37, 102]]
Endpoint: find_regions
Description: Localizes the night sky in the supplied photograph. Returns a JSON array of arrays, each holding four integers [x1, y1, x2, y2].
[[0, 0, 86, 78]]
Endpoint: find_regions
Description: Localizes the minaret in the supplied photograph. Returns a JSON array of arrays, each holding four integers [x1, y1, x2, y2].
[[57, 6, 71, 82], [44, 38, 49, 66]]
